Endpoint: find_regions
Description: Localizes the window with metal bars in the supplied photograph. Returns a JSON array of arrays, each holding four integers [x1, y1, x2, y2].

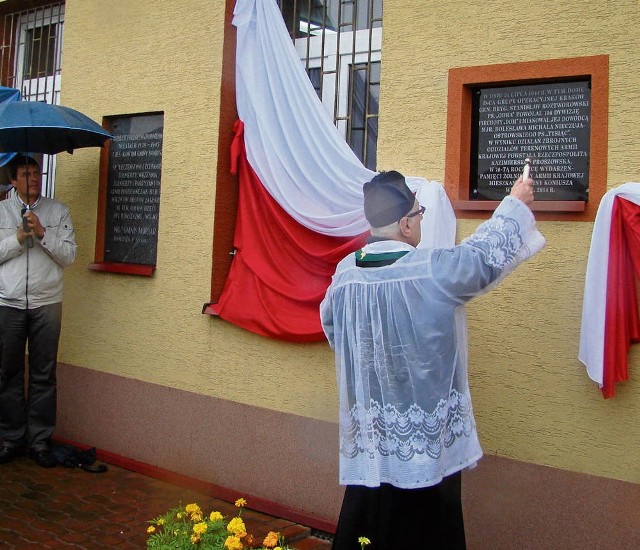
[[277, 0, 382, 170], [0, 2, 65, 198]]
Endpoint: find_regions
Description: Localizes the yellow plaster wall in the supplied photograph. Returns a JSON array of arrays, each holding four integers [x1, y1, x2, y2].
[[52, 0, 640, 485], [55, 0, 337, 420], [380, 1, 640, 482]]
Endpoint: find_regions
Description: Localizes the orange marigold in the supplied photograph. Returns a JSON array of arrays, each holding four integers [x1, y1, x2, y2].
[[263, 531, 279, 548]]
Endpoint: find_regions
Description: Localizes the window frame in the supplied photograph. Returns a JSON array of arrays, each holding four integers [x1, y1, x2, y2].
[[88, 112, 163, 278], [5, 3, 65, 198]]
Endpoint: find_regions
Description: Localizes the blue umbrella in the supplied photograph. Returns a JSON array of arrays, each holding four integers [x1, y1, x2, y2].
[[0, 86, 20, 103], [0, 86, 20, 168], [0, 99, 112, 155], [0, 98, 112, 247]]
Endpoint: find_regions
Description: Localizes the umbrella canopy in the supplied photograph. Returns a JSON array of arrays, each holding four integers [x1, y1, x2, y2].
[[0, 86, 20, 104], [0, 100, 112, 155], [0, 86, 20, 168]]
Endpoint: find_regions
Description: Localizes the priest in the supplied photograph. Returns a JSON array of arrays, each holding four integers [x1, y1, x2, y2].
[[320, 170, 544, 549]]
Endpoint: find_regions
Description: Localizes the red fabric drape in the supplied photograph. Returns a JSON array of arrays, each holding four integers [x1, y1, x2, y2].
[[209, 120, 367, 342], [602, 197, 640, 397]]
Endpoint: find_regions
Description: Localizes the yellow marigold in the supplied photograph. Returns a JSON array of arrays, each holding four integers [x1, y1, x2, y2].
[[191, 534, 201, 544], [186, 503, 203, 521], [186, 503, 202, 514], [157, 519, 165, 526], [358, 536, 371, 546], [193, 522, 208, 536], [210, 511, 224, 522], [224, 535, 244, 550], [263, 531, 279, 548], [146, 526, 156, 534], [226, 517, 247, 537], [234, 498, 247, 508]]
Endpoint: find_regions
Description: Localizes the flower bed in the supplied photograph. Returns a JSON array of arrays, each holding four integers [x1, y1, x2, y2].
[[146, 498, 292, 549]]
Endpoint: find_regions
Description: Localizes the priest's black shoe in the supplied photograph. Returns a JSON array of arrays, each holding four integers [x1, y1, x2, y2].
[[30, 447, 57, 468], [0, 445, 20, 464]]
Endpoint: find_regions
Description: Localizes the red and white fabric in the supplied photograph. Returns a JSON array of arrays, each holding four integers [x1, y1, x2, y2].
[[579, 183, 640, 398], [210, 0, 456, 341]]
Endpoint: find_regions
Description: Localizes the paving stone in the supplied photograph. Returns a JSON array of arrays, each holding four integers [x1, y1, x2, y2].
[[291, 537, 333, 550], [57, 531, 92, 545], [0, 529, 30, 547], [0, 455, 334, 549]]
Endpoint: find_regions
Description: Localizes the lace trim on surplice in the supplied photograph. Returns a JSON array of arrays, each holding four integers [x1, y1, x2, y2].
[[464, 215, 523, 268], [340, 389, 474, 462]]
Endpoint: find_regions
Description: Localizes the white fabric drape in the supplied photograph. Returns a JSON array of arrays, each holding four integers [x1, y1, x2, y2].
[[234, 0, 373, 235], [233, 0, 455, 239], [412, 177, 457, 249], [579, 183, 640, 386]]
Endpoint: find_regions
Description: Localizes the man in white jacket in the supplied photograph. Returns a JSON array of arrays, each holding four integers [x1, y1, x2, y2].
[[0, 155, 77, 468]]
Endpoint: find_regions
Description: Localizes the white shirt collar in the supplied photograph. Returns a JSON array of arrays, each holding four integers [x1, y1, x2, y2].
[[361, 240, 415, 255]]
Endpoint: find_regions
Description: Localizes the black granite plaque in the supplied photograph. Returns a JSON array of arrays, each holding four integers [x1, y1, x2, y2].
[[104, 113, 163, 265], [471, 81, 591, 201]]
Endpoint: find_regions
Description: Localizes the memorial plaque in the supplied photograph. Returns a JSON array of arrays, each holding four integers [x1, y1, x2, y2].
[[471, 80, 591, 201], [104, 113, 163, 265]]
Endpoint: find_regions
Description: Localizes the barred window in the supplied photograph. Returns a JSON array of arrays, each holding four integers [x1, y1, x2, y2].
[[0, 3, 64, 198], [277, 0, 382, 170]]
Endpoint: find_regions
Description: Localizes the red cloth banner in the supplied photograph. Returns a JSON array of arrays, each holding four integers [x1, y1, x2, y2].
[[602, 197, 640, 397], [208, 120, 366, 342]]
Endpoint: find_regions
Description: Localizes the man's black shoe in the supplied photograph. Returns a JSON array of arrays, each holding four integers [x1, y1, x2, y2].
[[30, 447, 57, 468], [0, 445, 20, 464]]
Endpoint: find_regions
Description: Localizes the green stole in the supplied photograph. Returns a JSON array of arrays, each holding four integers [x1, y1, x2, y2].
[[355, 249, 409, 268]]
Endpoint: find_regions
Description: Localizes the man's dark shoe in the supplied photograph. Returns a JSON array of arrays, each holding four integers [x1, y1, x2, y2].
[[0, 445, 20, 464], [30, 447, 57, 468]]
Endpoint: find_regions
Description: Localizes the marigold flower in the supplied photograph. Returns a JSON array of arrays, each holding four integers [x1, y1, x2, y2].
[[358, 536, 371, 546], [224, 535, 244, 550], [234, 498, 247, 508], [176, 512, 183, 519], [157, 519, 165, 526], [193, 522, 208, 536], [146, 526, 156, 534], [191, 534, 201, 544], [227, 517, 247, 537], [186, 503, 203, 521], [210, 511, 224, 522], [263, 531, 279, 548]]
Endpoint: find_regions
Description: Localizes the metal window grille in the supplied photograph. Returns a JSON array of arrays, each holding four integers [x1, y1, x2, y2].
[[277, 0, 382, 170], [0, 2, 65, 198]]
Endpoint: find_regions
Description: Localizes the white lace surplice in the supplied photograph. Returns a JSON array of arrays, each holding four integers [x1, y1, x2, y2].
[[320, 197, 545, 489]]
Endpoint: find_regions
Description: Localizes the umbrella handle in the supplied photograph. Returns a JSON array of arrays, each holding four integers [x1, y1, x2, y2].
[[21, 207, 34, 248]]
